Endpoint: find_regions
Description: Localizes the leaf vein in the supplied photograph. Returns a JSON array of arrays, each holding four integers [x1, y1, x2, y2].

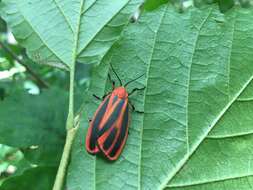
[[163, 74, 253, 189], [17, 4, 66, 66], [167, 173, 253, 188], [77, 0, 131, 56], [52, 0, 75, 33], [185, 7, 213, 155], [138, 5, 168, 190]]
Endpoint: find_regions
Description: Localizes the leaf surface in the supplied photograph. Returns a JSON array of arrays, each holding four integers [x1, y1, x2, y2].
[[67, 4, 253, 190]]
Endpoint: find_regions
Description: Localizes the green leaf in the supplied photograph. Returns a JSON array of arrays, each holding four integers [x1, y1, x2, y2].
[[0, 151, 32, 187], [0, 57, 11, 71], [67, 4, 253, 190], [168, 79, 253, 189], [0, 88, 68, 165], [0, 144, 23, 182], [144, 0, 169, 10], [193, 0, 215, 7], [239, 0, 251, 8], [193, 0, 237, 12], [218, 0, 235, 12], [208, 82, 253, 138], [0, 0, 142, 70], [167, 135, 253, 189], [0, 17, 6, 33], [0, 167, 56, 190]]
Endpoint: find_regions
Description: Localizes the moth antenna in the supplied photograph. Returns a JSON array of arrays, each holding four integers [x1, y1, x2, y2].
[[109, 63, 122, 86], [124, 73, 145, 87]]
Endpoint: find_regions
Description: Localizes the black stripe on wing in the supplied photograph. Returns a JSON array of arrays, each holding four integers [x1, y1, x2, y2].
[[109, 105, 129, 157], [103, 127, 117, 150], [98, 99, 125, 136], [112, 95, 118, 105], [89, 96, 110, 150]]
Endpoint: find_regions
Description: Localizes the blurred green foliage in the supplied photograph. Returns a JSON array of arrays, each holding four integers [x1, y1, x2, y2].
[[0, 15, 89, 189]]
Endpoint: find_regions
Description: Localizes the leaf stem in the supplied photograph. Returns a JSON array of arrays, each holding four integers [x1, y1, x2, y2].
[[66, 65, 75, 130], [52, 64, 77, 190], [52, 126, 78, 190]]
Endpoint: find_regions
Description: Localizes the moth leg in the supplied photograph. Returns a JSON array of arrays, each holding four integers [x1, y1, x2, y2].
[[93, 94, 103, 100], [102, 93, 108, 99], [128, 87, 146, 96], [93, 92, 111, 102]]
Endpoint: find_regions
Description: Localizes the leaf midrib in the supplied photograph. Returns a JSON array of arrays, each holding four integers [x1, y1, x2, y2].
[[72, 0, 84, 66]]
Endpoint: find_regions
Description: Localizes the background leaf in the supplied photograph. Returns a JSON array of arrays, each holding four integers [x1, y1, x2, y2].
[[0, 88, 68, 165], [144, 0, 169, 10], [218, 0, 235, 12], [0, 167, 56, 190], [0, 0, 142, 69]]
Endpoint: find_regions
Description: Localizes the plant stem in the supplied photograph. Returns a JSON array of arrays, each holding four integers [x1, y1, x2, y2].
[[66, 66, 75, 130], [52, 127, 78, 190], [0, 41, 49, 88], [52, 64, 76, 190]]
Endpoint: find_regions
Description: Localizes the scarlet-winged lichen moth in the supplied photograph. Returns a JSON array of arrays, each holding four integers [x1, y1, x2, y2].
[[86, 64, 145, 161]]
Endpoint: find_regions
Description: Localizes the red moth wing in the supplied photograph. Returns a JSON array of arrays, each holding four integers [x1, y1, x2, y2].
[[97, 97, 129, 160], [86, 87, 130, 160], [86, 95, 111, 154]]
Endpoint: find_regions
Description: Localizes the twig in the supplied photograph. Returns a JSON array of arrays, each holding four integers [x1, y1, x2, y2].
[[52, 125, 78, 190], [0, 41, 49, 88], [53, 64, 77, 190]]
